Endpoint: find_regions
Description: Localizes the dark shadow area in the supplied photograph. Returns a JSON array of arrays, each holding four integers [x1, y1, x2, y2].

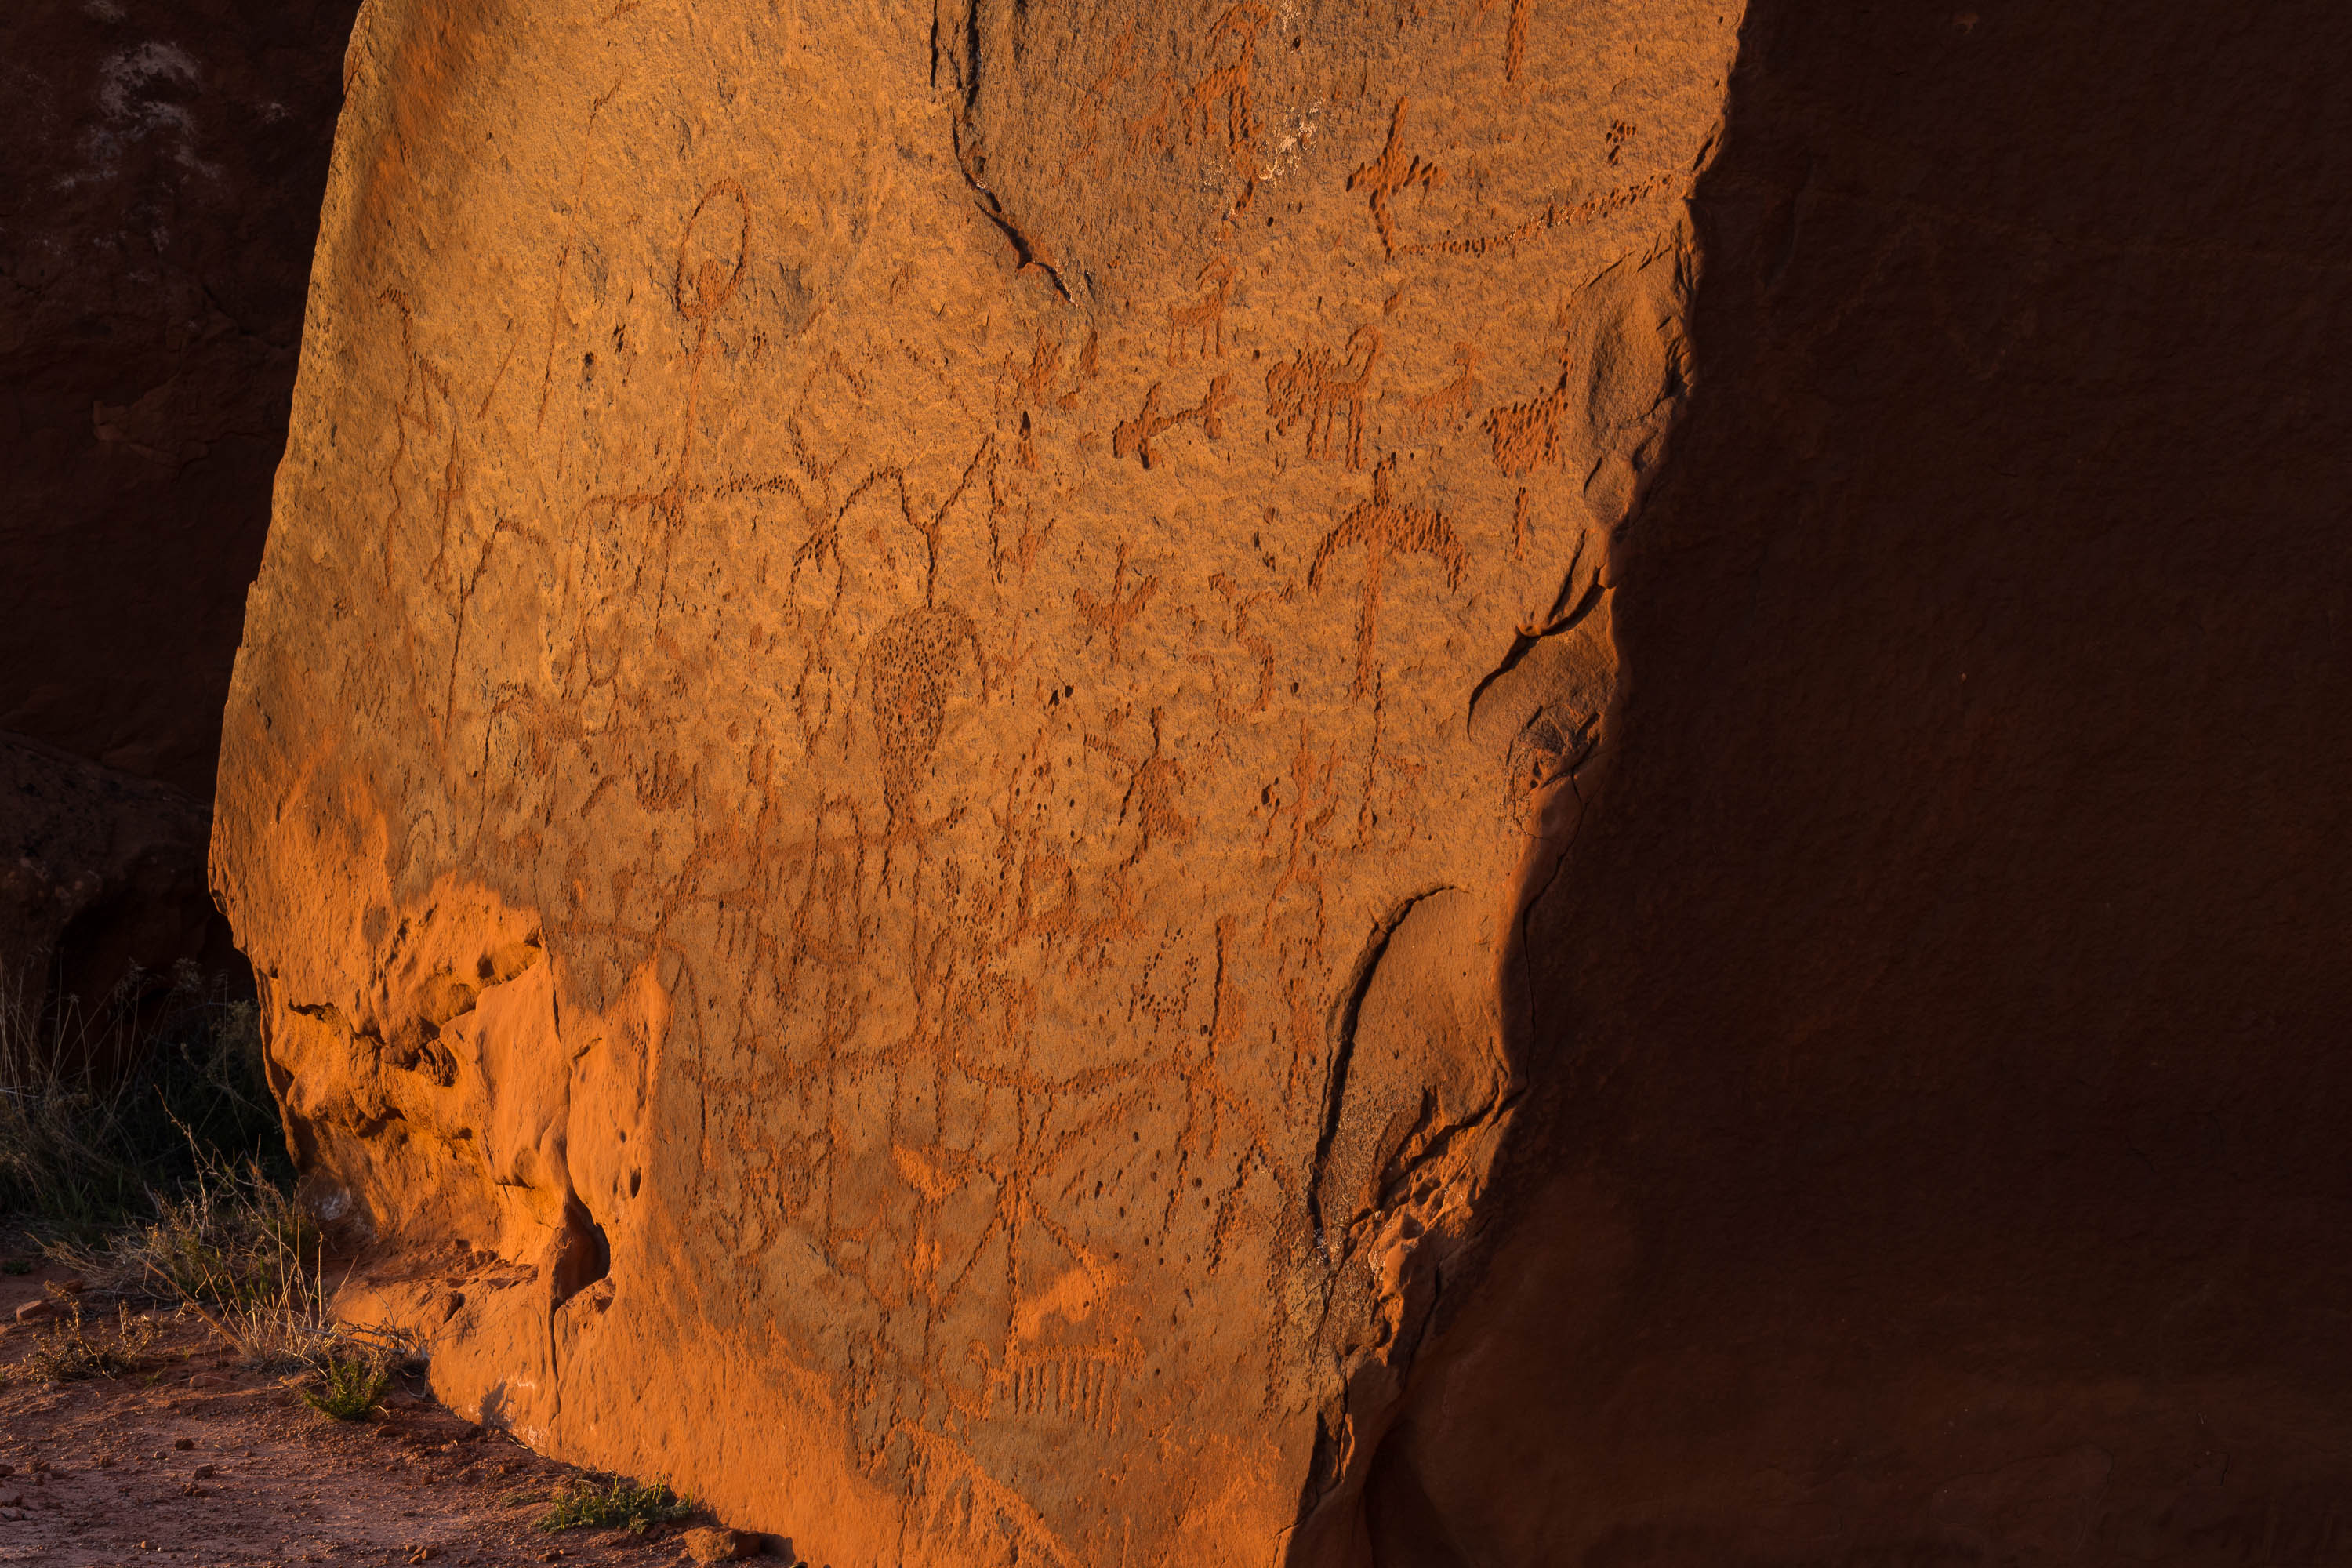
[[0, 0, 361, 798], [0, 0, 358, 1224], [0, 0, 361, 1047], [1364, 5, 2352, 1563], [549, 1195, 612, 1309]]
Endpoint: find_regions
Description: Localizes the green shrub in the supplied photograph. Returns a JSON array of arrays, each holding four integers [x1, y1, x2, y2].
[[537, 1478, 695, 1534], [303, 1352, 391, 1421]]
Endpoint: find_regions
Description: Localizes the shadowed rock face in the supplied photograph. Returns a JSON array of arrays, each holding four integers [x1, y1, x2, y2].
[[213, 1, 2352, 1564], [0, 0, 361, 1018], [0, 731, 233, 1040], [0, 0, 360, 800], [212, 0, 1730, 1558], [1363, 5, 2352, 1564]]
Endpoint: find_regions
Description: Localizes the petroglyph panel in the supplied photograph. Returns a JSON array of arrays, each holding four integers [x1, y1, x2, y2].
[[212, 0, 1740, 1563]]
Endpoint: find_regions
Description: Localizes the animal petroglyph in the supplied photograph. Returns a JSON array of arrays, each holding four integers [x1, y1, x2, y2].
[[1111, 374, 1233, 469], [1404, 171, 1675, 260], [1168, 257, 1237, 363], [1483, 366, 1575, 477], [1177, 2, 1272, 188], [1267, 328, 1381, 470], [1348, 99, 1445, 257], [1406, 343, 1481, 434]]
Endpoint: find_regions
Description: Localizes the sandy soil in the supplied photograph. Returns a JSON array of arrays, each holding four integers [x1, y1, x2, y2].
[[0, 1250, 751, 1568]]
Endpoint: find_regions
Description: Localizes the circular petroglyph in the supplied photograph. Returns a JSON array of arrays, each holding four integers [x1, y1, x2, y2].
[[674, 181, 750, 321]]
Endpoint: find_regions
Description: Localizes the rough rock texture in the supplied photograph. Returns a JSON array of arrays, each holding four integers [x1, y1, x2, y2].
[[216, 0, 2352, 1563], [1359, 5, 2352, 1565], [0, 0, 359, 798], [213, 0, 1730, 1560], [1, 731, 229, 1031]]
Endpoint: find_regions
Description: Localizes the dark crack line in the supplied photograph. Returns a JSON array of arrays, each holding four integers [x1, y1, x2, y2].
[[946, 93, 1071, 301], [967, 187, 1071, 302]]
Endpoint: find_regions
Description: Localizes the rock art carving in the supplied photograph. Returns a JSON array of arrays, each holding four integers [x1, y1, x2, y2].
[[1109, 374, 1234, 469], [1348, 100, 1445, 259], [1266, 328, 1382, 471], [210, 1, 1737, 1563], [1309, 458, 1468, 697], [1167, 257, 1237, 364]]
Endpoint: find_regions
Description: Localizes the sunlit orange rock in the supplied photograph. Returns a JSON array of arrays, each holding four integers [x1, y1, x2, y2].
[[212, 0, 1732, 1559]]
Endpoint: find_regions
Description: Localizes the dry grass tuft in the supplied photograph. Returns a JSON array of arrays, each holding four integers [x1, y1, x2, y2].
[[303, 1351, 392, 1421], [3, 961, 423, 1408], [20, 1301, 160, 1382], [0, 960, 282, 1229]]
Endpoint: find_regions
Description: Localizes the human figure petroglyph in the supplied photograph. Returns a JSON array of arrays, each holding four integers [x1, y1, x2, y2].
[[865, 604, 985, 837], [1073, 543, 1159, 666], [1309, 456, 1466, 695], [674, 181, 750, 321], [1473, 0, 1534, 82]]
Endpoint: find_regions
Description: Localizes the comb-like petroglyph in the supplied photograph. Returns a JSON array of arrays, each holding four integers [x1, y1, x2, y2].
[[211, 1, 1740, 1563]]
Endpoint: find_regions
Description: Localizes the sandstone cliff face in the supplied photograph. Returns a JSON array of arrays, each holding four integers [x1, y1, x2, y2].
[[214, 0, 1732, 1560]]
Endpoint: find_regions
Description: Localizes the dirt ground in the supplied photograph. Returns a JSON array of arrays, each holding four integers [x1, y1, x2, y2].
[[0, 1250, 759, 1568]]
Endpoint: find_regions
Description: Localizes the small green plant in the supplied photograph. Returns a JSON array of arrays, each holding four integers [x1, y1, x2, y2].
[[27, 1302, 158, 1381], [303, 1352, 391, 1421], [536, 1477, 695, 1534], [2, 1258, 31, 1276]]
